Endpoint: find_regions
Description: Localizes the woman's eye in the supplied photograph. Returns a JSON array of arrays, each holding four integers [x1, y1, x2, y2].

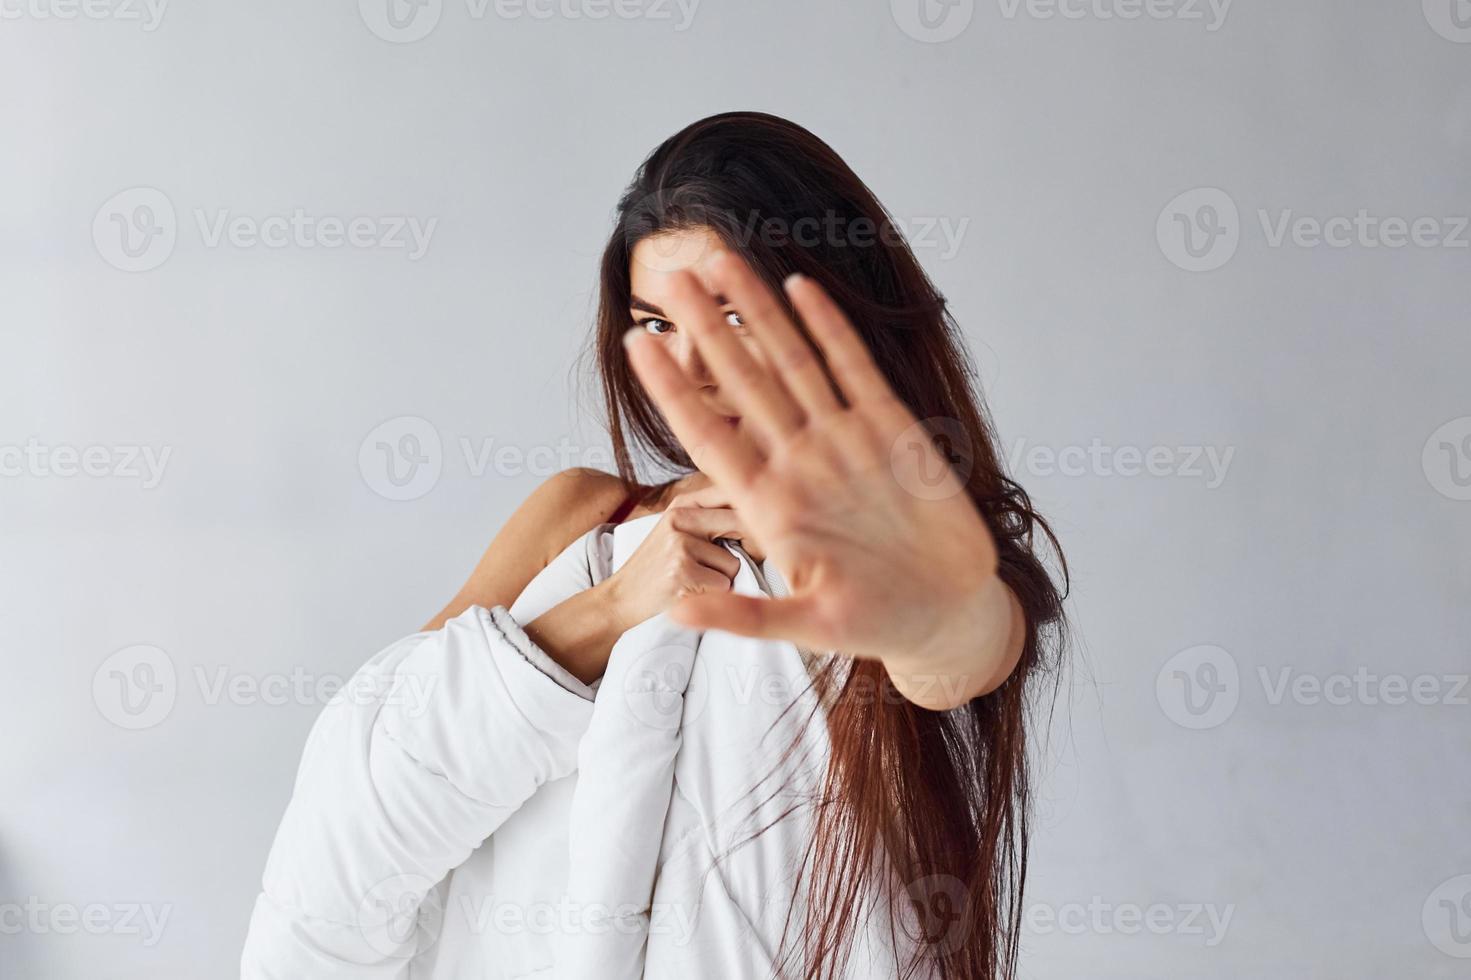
[[724, 311, 745, 328], [639, 318, 673, 335]]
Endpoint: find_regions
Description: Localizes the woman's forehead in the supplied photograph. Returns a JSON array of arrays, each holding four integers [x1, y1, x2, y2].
[[628, 227, 726, 298]]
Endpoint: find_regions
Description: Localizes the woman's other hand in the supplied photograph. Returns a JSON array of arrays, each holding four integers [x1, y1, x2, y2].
[[597, 484, 762, 633]]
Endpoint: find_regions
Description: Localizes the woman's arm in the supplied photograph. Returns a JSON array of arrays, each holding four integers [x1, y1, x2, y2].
[[241, 605, 596, 976], [421, 467, 630, 631]]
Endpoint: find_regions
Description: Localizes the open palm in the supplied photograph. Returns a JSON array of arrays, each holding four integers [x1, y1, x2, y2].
[[624, 251, 1020, 709]]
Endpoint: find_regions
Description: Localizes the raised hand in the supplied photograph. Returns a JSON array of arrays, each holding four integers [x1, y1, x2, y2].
[[623, 251, 1024, 710]]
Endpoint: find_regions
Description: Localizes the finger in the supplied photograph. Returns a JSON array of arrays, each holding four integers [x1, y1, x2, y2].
[[625, 329, 763, 488], [668, 592, 824, 646], [678, 561, 735, 598], [706, 251, 840, 419], [667, 505, 744, 542], [783, 273, 895, 410], [666, 270, 804, 442], [668, 484, 732, 509], [682, 536, 741, 580]]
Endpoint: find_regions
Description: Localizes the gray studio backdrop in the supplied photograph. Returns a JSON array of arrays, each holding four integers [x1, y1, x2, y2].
[[3, 1, 1469, 977]]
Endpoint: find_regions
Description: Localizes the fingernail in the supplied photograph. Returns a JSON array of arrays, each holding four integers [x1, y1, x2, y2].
[[622, 326, 643, 348], [783, 272, 805, 290]]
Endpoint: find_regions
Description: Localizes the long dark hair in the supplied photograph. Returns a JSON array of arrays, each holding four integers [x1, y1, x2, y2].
[[592, 111, 1067, 980]]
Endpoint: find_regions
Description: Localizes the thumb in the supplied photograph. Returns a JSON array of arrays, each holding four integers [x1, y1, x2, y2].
[[668, 593, 824, 645]]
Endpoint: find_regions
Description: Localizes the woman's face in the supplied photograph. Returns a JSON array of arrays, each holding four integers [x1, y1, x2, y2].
[[628, 226, 771, 442]]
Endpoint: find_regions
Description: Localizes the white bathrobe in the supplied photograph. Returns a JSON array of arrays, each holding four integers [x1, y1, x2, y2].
[[241, 514, 925, 979]]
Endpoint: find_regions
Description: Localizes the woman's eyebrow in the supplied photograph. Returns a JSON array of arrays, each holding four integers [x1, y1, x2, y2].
[[630, 292, 731, 316]]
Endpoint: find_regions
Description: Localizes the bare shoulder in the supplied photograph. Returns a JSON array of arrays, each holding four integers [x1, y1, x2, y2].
[[525, 467, 640, 553], [422, 468, 643, 630]]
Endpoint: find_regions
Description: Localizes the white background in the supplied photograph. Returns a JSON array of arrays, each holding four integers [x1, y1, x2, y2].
[[2, 0, 1469, 977]]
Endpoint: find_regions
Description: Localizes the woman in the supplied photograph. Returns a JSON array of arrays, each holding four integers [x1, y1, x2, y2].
[[243, 112, 1065, 980]]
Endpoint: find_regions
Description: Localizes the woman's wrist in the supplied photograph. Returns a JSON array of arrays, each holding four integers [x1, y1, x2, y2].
[[885, 574, 1018, 711], [524, 581, 628, 686], [592, 575, 634, 635]]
